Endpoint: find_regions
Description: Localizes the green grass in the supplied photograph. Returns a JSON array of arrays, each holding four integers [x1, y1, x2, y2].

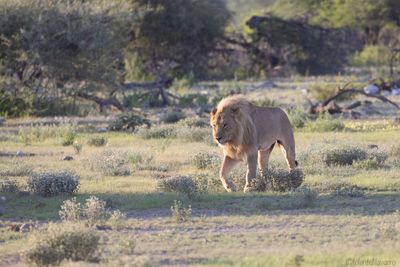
[[1, 113, 400, 266]]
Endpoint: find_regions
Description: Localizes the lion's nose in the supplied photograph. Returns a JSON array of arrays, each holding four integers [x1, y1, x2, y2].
[[216, 136, 222, 142]]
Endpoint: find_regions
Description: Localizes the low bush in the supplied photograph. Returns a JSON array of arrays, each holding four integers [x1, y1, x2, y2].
[[290, 187, 318, 208], [331, 184, 365, 197], [160, 111, 185, 124], [251, 97, 278, 108], [24, 222, 100, 266], [305, 113, 344, 132], [287, 108, 308, 129], [59, 196, 125, 227], [136, 125, 177, 139], [323, 147, 367, 166], [191, 151, 220, 170], [27, 171, 79, 197], [60, 124, 78, 146], [389, 145, 400, 158], [88, 150, 131, 176], [253, 167, 304, 192], [177, 117, 209, 128], [157, 176, 203, 199], [108, 112, 151, 132], [353, 151, 388, 170], [87, 135, 107, 147], [0, 178, 19, 193], [170, 200, 192, 222], [176, 127, 211, 143], [0, 160, 33, 176], [73, 142, 83, 155]]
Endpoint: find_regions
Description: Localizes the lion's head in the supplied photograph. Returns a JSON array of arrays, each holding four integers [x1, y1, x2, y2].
[[210, 95, 255, 150]]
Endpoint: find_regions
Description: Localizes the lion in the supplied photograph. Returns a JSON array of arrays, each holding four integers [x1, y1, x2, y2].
[[210, 95, 299, 192]]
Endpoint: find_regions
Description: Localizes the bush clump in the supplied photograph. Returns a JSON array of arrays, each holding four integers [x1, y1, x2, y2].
[[176, 127, 211, 143], [305, 113, 345, 132], [157, 175, 207, 199], [27, 171, 79, 197], [0, 178, 19, 193], [60, 124, 78, 146], [170, 200, 192, 222], [352, 151, 388, 170], [59, 196, 125, 227], [136, 125, 177, 139], [177, 117, 209, 128], [290, 187, 318, 208], [191, 151, 220, 170], [108, 112, 151, 132], [160, 111, 186, 124], [88, 150, 131, 176], [332, 184, 365, 197], [24, 222, 100, 266], [287, 108, 308, 129], [0, 160, 33, 176], [253, 167, 304, 192], [323, 147, 367, 166], [87, 135, 107, 147]]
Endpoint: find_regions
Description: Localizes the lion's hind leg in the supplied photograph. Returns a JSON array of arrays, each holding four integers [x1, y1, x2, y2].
[[277, 140, 297, 170], [258, 143, 275, 176]]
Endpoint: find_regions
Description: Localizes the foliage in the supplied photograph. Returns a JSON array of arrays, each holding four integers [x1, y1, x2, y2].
[[253, 167, 304, 192], [136, 125, 177, 139], [59, 196, 125, 227], [27, 171, 80, 197], [130, 0, 231, 79], [176, 127, 212, 143], [87, 135, 107, 147], [88, 150, 131, 176], [291, 187, 318, 208], [322, 146, 367, 166], [108, 112, 151, 132], [0, 178, 19, 193], [60, 124, 78, 146], [24, 222, 100, 266], [332, 184, 365, 198], [160, 111, 186, 124], [0, 160, 33, 176], [350, 45, 391, 66], [191, 152, 220, 170], [0, 0, 130, 116], [73, 142, 83, 155], [305, 113, 345, 132], [157, 176, 207, 199], [177, 117, 209, 128], [287, 108, 308, 129], [170, 200, 192, 222]]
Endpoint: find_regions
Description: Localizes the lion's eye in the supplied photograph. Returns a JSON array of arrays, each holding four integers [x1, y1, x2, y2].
[[223, 123, 228, 128]]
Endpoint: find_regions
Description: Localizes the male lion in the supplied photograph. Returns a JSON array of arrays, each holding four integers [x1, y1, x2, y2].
[[210, 95, 298, 192]]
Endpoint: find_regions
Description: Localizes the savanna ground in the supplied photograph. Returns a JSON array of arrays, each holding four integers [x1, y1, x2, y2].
[[1, 76, 400, 267]]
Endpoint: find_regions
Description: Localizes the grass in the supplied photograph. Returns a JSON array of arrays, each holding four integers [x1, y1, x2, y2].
[[1, 101, 400, 265]]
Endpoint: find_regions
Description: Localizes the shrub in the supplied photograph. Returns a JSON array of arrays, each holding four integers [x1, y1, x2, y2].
[[27, 171, 79, 197], [88, 150, 131, 176], [0, 160, 33, 176], [60, 125, 77, 146], [309, 83, 339, 102], [73, 142, 83, 155], [176, 127, 212, 143], [287, 108, 308, 129], [170, 200, 191, 222], [305, 113, 344, 132], [87, 135, 107, 147], [353, 151, 387, 170], [18, 125, 58, 144], [254, 167, 304, 192], [251, 97, 278, 108], [24, 222, 100, 266], [191, 151, 220, 170], [323, 147, 367, 166], [350, 45, 391, 67], [389, 145, 400, 158], [178, 93, 208, 107], [108, 112, 151, 132], [160, 111, 185, 124], [0, 178, 19, 193], [157, 176, 201, 199], [136, 125, 177, 139], [290, 187, 318, 208], [177, 117, 209, 128], [59, 196, 125, 227], [332, 184, 365, 197]]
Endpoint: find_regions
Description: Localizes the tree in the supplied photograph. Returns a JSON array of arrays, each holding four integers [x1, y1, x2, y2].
[[0, 0, 131, 115], [129, 0, 231, 80]]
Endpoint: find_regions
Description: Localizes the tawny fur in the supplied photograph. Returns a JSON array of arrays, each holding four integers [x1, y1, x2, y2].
[[210, 95, 297, 192]]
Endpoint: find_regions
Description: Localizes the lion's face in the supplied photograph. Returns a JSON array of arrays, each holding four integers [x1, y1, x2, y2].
[[210, 107, 239, 145]]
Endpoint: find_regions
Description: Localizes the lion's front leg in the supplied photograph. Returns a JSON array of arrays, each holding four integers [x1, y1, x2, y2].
[[244, 154, 257, 192], [220, 156, 239, 192]]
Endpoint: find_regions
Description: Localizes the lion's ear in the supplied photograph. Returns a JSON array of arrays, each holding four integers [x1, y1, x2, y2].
[[210, 108, 217, 117]]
